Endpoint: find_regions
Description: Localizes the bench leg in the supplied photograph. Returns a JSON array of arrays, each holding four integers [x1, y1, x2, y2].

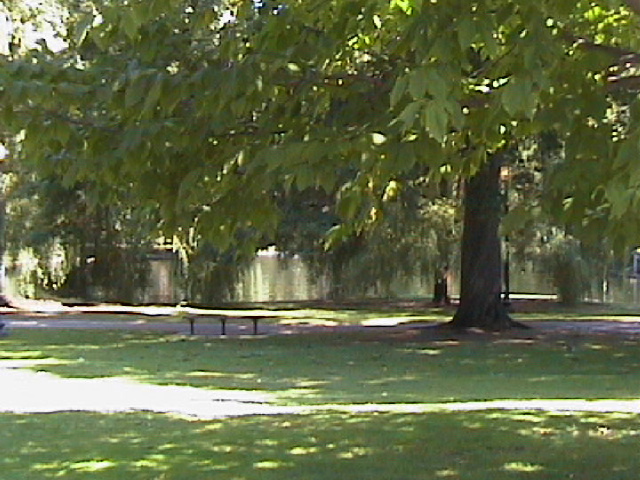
[[188, 317, 195, 335], [220, 318, 227, 336], [252, 318, 259, 335]]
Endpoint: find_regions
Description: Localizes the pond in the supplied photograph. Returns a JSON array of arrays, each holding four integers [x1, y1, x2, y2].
[[232, 253, 639, 305], [8, 250, 640, 306], [126, 253, 640, 305]]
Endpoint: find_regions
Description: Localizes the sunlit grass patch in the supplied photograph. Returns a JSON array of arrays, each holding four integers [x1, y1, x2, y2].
[[502, 461, 544, 473]]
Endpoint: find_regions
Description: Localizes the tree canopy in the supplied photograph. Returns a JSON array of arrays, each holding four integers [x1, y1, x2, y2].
[[1, 1, 638, 244]]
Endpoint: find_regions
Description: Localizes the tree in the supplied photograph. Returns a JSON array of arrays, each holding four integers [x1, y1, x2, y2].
[[5, 172, 160, 302], [2, 1, 640, 328]]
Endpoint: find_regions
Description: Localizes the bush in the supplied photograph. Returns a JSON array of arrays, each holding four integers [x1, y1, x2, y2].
[[540, 235, 590, 305]]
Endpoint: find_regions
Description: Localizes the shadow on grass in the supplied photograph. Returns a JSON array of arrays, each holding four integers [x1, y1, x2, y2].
[[3, 329, 640, 406], [1, 410, 640, 479]]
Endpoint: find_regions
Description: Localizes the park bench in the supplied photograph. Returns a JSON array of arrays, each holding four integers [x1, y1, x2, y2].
[[186, 315, 271, 336]]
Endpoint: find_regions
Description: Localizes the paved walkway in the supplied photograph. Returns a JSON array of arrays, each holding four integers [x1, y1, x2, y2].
[[2, 315, 425, 336], [4, 314, 640, 338], [3, 298, 640, 337]]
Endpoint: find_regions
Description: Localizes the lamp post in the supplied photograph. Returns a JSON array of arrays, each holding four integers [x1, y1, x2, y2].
[[500, 165, 511, 306]]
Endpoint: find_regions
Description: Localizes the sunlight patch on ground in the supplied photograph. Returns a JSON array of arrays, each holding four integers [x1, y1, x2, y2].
[[278, 318, 338, 327], [360, 317, 413, 327], [2, 360, 640, 420], [185, 370, 257, 380], [503, 462, 545, 473], [69, 460, 116, 472]]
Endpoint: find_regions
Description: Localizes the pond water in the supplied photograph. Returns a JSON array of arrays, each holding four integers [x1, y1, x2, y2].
[[10, 250, 640, 306], [234, 251, 429, 302]]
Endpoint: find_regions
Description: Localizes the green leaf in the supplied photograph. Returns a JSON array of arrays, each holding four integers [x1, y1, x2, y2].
[[142, 75, 163, 117], [336, 184, 362, 220], [613, 135, 638, 170], [457, 15, 475, 49], [125, 76, 146, 109], [409, 69, 428, 100], [501, 204, 539, 235], [386, 141, 417, 173], [605, 176, 630, 219], [90, 28, 109, 51], [423, 100, 448, 142], [390, 0, 412, 15], [295, 163, 315, 190], [425, 69, 449, 100], [132, 3, 149, 27], [53, 121, 72, 146], [394, 101, 422, 130], [390, 75, 408, 107], [501, 76, 534, 117], [177, 169, 203, 203], [74, 12, 95, 46], [121, 10, 141, 41], [480, 26, 500, 57], [324, 224, 351, 250]]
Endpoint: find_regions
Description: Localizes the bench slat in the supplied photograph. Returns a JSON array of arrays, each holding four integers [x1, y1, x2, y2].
[[187, 316, 267, 336]]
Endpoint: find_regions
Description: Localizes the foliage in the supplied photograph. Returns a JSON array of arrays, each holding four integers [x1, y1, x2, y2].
[[502, 135, 617, 303], [2, 1, 640, 313], [326, 196, 460, 299], [5, 169, 258, 304], [180, 242, 251, 304], [275, 179, 460, 299], [538, 233, 591, 305], [5, 173, 157, 302], [2, 1, 640, 248]]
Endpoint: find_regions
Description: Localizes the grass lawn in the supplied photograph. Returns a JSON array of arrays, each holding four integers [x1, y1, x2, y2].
[[3, 329, 640, 404], [2, 324, 640, 479], [2, 410, 640, 479]]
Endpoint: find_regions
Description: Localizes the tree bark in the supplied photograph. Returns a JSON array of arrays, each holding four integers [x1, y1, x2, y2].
[[623, 0, 640, 18], [449, 154, 523, 331]]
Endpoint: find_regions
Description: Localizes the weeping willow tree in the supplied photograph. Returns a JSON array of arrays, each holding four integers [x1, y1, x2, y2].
[[5, 173, 157, 302], [273, 177, 460, 301]]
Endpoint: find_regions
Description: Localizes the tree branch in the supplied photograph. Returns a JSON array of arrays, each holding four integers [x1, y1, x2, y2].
[[12, 107, 118, 132], [623, 0, 640, 17], [562, 30, 640, 66], [607, 75, 640, 91]]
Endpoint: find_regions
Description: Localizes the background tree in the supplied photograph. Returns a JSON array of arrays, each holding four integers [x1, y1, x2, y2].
[[5, 172, 158, 302], [274, 175, 460, 300]]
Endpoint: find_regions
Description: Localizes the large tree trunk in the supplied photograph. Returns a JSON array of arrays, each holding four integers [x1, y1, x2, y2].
[[449, 154, 522, 331]]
